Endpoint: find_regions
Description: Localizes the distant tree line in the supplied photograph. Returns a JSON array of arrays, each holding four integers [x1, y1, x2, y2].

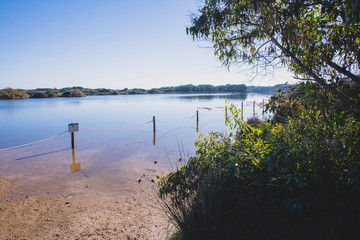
[[0, 83, 287, 100], [247, 84, 288, 94]]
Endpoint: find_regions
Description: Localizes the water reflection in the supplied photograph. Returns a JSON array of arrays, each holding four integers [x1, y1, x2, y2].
[[70, 148, 81, 173], [0, 93, 271, 183], [153, 132, 156, 146], [169, 93, 248, 101]]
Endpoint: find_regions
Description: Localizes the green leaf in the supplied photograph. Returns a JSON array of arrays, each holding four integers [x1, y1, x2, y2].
[[356, 37, 360, 45]]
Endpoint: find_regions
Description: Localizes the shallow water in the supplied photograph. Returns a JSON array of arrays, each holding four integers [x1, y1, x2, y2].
[[0, 93, 270, 195]]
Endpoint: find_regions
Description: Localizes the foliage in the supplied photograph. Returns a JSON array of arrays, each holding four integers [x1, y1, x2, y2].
[[153, 84, 247, 94], [187, 0, 360, 111], [0, 88, 29, 99], [60, 89, 86, 97], [247, 84, 287, 94], [27, 88, 59, 98], [159, 82, 360, 239], [0, 84, 249, 99]]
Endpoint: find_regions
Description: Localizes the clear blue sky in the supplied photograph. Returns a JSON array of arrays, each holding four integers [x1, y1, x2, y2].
[[0, 0, 295, 89]]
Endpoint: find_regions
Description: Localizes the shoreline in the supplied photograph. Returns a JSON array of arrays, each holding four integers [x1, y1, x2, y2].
[[0, 175, 172, 239]]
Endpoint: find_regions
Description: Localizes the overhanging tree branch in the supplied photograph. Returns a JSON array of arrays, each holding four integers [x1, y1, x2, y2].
[[324, 58, 360, 84], [266, 32, 360, 111]]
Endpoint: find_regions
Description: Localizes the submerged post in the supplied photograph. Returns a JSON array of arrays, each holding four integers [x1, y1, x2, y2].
[[241, 102, 244, 119], [225, 106, 227, 124], [196, 110, 199, 132], [153, 132, 156, 146], [253, 100, 256, 116], [262, 99, 265, 115], [70, 148, 81, 173], [153, 116, 156, 133], [68, 123, 79, 149]]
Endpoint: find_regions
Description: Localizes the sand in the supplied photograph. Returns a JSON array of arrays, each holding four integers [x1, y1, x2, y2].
[[0, 175, 173, 240]]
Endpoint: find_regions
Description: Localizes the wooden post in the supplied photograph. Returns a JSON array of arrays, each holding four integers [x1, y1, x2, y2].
[[153, 116, 156, 133], [196, 110, 199, 132], [72, 148, 76, 164], [68, 123, 79, 150], [253, 100, 256, 116], [225, 106, 227, 124], [241, 102, 244, 119], [153, 132, 156, 146], [71, 132, 75, 149], [262, 99, 265, 115], [70, 148, 81, 173]]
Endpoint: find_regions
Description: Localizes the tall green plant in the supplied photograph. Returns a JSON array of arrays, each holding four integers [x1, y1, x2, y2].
[[159, 82, 360, 239]]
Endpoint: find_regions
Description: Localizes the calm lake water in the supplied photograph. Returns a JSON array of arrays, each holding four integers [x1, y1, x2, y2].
[[0, 93, 271, 195]]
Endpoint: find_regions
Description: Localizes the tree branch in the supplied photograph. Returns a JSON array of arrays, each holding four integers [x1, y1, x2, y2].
[[265, 32, 360, 111], [324, 58, 360, 84]]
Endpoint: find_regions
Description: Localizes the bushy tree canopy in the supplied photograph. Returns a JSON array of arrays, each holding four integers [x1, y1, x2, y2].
[[187, 0, 360, 110]]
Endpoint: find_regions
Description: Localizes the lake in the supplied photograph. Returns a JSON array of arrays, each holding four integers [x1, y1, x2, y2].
[[0, 93, 271, 196]]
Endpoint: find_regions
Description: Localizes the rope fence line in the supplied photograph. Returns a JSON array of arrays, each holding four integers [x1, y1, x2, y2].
[[199, 111, 224, 117], [199, 120, 226, 129], [0, 131, 68, 151], [156, 127, 197, 142], [81, 120, 153, 131], [0, 100, 271, 174], [157, 114, 196, 124], [0, 100, 268, 153], [81, 140, 151, 167]]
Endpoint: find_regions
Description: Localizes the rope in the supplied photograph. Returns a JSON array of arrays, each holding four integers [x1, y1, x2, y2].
[[81, 120, 152, 131], [156, 127, 196, 141], [0, 131, 68, 151], [200, 120, 225, 129], [199, 110, 225, 116], [157, 114, 196, 124], [82, 140, 150, 166]]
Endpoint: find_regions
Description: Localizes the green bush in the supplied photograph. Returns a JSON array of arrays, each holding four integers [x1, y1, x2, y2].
[[60, 89, 86, 97], [0, 88, 29, 99], [159, 82, 360, 239]]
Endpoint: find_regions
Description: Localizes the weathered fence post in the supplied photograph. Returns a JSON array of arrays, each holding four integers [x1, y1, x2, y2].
[[262, 99, 265, 115], [241, 102, 244, 119], [70, 148, 81, 173], [68, 123, 79, 149], [153, 132, 156, 146], [71, 132, 75, 149], [153, 116, 156, 133], [196, 110, 199, 132], [225, 106, 227, 124], [253, 100, 256, 116]]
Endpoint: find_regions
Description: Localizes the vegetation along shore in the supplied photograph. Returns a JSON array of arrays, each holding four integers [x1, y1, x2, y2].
[[159, 0, 360, 239], [0, 84, 287, 100]]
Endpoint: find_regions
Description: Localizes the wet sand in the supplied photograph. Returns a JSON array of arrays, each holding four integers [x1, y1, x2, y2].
[[0, 175, 173, 240]]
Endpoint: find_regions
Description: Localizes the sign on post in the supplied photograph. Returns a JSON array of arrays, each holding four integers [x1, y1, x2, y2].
[[68, 123, 79, 132]]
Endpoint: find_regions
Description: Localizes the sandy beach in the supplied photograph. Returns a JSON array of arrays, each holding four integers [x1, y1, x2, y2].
[[0, 175, 172, 240]]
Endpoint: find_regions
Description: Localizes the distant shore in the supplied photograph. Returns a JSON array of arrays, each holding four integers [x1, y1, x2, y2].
[[0, 84, 287, 100]]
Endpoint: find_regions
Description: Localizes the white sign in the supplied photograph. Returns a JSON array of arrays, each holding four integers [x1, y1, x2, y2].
[[68, 123, 79, 132]]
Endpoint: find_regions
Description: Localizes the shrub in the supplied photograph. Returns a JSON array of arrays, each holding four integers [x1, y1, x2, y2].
[[60, 89, 86, 97], [0, 88, 29, 99], [159, 82, 360, 239]]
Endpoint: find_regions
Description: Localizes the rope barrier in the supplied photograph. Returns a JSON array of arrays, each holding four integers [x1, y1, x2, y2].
[[156, 127, 196, 141], [81, 120, 152, 131], [0, 131, 68, 151], [200, 120, 226, 129], [0, 100, 265, 153], [199, 111, 224, 117], [82, 140, 150, 166], [157, 114, 196, 124], [198, 108, 225, 116]]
